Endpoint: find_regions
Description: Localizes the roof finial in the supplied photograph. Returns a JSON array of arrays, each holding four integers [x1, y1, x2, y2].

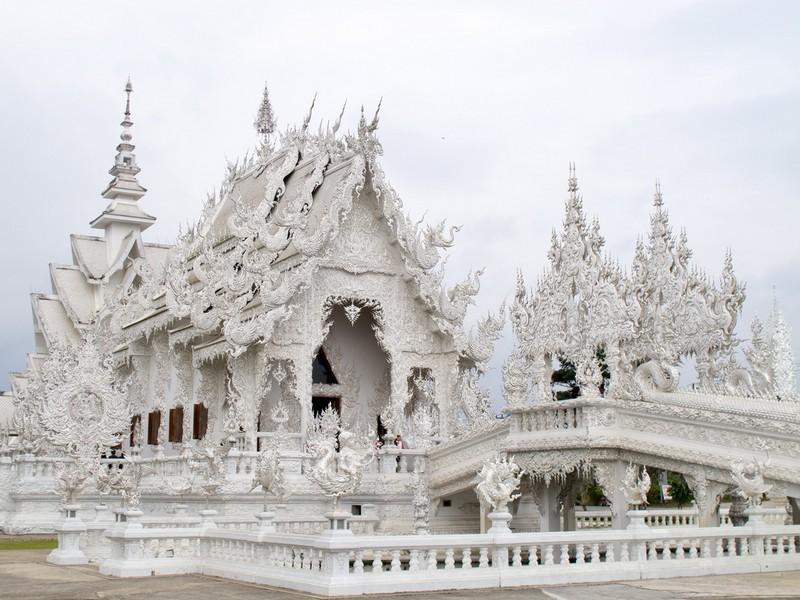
[[567, 162, 578, 194], [91, 78, 154, 235], [254, 82, 276, 136], [99, 78, 146, 198], [654, 178, 663, 207]]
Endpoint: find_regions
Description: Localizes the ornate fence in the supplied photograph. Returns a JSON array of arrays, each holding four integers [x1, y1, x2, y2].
[[98, 521, 800, 596]]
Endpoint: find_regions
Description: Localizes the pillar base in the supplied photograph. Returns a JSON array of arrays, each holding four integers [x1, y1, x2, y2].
[[256, 511, 276, 533], [322, 510, 353, 536], [487, 511, 512, 533], [47, 504, 88, 565], [626, 509, 649, 531]]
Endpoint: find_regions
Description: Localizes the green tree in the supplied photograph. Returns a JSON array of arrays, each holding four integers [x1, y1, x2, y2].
[[551, 348, 611, 400], [667, 473, 694, 508]]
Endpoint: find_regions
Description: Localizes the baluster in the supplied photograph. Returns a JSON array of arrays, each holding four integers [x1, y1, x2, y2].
[[391, 550, 401, 572], [776, 536, 785, 555], [689, 539, 698, 559], [479, 547, 489, 568], [354, 550, 364, 574], [575, 543, 585, 564], [727, 537, 736, 557], [647, 542, 657, 561], [528, 545, 538, 567], [445, 548, 455, 570], [559, 544, 569, 565], [607, 543, 616, 563], [741, 537, 750, 557], [789, 535, 797, 555], [462, 547, 472, 569], [544, 545, 554, 566], [512, 545, 522, 567], [591, 543, 600, 563], [427, 549, 437, 570], [400, 455, 408, 473], [676, 539, 685, 560], [409, 549, 419, 571], [371, 549, 382, 572]]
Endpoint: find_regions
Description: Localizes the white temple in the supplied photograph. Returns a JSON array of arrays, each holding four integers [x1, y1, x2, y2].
[[1, 82, 798, 595]]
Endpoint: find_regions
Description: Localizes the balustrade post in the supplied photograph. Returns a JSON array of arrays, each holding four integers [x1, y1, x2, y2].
[[47, 503, 89, 565]]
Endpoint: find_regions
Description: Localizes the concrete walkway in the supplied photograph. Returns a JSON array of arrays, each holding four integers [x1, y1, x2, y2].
[[1, 550, 799, 599]]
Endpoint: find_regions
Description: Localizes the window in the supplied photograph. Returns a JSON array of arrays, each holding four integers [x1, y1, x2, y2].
[[129, 414, 141, 446], [351, 504, 362, 516], [442, 499, 452, 508], [147, 411, 161, 445], [193, 403, 208, 440], [169, 406, 184, 443]]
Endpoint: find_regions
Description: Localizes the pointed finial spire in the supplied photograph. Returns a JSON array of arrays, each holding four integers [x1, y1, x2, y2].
[[92, 78, 154, 237], [568, 162, 578, 194], [254, 82, 276, 136], [654, 178, 663, 207]]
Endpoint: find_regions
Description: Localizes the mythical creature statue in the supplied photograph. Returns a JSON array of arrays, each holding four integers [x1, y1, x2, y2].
[[730, 456, 772, 507], [54, 458, 95, 506], [95, 456, 153, 511], [634, 359, 680, 394], [250, 440, 288, 509], [620, 463, 651, 508], [474, 455, 522, 513], [190, 438, 234, 500], [304, 406, 374, 512]]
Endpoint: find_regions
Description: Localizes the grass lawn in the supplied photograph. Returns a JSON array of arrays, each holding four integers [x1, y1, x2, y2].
[[0, 538, 57, 550]]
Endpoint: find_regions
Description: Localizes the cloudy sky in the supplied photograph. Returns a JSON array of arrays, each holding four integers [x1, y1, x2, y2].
[[0, 1, 798, 400]]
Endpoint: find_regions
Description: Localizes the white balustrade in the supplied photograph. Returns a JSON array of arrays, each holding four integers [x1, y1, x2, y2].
[[576, 507, 700, 529], [98, 521, 800, 596], [719, 506, 788, 526]]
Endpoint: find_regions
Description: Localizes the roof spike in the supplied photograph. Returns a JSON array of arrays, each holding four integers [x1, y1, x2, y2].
[[332, 99, 347, 134], [567, 162, 578, 194], [302, 92, 317, 133], [654, 177, 663, 207], [369, 97, 383, 132]]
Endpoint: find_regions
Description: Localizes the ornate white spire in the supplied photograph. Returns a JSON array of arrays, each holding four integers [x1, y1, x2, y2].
[[90, 79, 155, 260], [768, 291, 798, 399], [254, 82, 277, 160], [253, 82, 276, 136], [100, 77, 147, 203]]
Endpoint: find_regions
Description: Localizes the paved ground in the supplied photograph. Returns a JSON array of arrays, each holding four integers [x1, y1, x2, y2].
[[1, 549, 799, 600]]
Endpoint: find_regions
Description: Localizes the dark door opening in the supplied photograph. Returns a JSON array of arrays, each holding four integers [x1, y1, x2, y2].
[[312, 396, 341, 418]]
